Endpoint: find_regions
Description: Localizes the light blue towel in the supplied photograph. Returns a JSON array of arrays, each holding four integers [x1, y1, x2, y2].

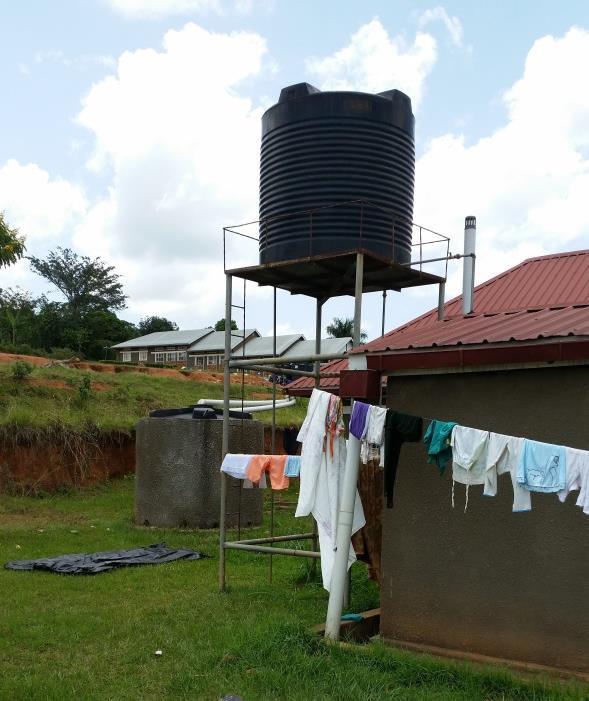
[[284, 455, 301, 477], [517, 439, 566, 493]]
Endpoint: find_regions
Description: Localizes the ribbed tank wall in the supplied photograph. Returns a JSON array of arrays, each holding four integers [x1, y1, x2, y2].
[[259, 84, 415, 265]]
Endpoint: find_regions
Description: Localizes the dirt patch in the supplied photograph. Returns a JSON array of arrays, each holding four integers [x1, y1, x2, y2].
[[0, 352, 48, 367], [0, 433, 135, 495], [72, 362, 115, 373]]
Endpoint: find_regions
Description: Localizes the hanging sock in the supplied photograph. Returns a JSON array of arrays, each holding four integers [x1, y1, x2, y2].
[[384, 410, 423, 508]]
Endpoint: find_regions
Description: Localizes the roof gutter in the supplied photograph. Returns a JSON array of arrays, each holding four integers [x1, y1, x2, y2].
[[365, 338, 589, 372]]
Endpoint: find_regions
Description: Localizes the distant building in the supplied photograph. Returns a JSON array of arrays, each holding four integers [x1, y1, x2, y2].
[[111, 328, 351, 370], [111, 328, 213, 365]]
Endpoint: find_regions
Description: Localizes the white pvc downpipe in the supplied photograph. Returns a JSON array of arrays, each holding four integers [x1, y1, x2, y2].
[[324, 430, 362, 640], [462, 216, 477, 315], [198, 397, 295, 412], [197, 399, 284, 407]]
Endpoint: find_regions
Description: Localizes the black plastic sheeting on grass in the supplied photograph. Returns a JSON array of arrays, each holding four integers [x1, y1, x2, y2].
[[5, 543, 209, 575]]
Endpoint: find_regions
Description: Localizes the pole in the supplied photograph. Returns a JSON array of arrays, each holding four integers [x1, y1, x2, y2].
[[437, 282, 446, 321], [311, 297, 323, 572], [219, 273, 232, 592], [269, 286, 277, 583], [381, 290, 387, 337], [462, 216, 477, 315], [343, 252, 364, 609], [324, 432, 362, 640], [353, 253, 364, 345]]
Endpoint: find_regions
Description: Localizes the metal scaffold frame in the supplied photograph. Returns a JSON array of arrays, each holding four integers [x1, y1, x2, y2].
[[218, 200, 451, 597]]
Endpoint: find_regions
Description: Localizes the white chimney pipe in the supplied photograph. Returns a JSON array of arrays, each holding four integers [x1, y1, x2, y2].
[[462, 216, 476, 315]]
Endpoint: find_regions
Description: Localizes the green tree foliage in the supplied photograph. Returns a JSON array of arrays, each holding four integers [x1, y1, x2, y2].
[[138, 316, 178, 335], [326, 317, 367, 343], [0, 288, 38, 345], [214, 318, 238, 331], [28, 247, 127, 316], [0, 213, 26, 268], [21, 248, 136, 359]]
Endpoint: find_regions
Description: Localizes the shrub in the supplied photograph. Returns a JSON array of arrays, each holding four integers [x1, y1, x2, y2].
[[78, 375, 92, 403], [11, 360, 34, 380]]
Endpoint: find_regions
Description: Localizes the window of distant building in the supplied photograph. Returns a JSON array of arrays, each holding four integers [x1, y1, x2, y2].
[[122, 352, 131, 362]]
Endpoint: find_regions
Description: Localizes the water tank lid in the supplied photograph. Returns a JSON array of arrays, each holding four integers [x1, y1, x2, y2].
[[263, 85, 414, 138], [279, 82, 321, 102]]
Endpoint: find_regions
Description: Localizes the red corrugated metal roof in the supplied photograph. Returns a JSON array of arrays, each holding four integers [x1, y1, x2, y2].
[[360, 249, 589, 354], [287, 358, 347, 396], [286, 249, 589, 395]]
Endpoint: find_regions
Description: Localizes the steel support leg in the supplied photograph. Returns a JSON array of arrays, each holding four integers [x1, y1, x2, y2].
[[219, 273, 232, 592]]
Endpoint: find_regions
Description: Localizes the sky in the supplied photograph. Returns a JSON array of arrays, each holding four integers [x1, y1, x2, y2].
[[2, 0, 589, 341]]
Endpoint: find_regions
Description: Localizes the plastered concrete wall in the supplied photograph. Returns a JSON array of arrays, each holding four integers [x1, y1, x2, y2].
[[381, 365, 589, 673], [135, 417, 263, 529]]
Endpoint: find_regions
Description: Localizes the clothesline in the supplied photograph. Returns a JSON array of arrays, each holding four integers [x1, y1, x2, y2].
[[350, 400, 589, 517], [220, 392, 588, 595]]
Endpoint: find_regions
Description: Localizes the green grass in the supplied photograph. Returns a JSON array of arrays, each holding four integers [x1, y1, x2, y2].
[[0, 478, 585, 700], [0, 363, 308, 432]]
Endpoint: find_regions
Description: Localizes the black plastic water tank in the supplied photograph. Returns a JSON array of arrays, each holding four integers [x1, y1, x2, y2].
[[259, 83, 415, 265]]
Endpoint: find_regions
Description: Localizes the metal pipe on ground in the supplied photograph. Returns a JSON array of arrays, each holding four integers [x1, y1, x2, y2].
[[224, 542, 321, 558], [236, 532, 315, 545]]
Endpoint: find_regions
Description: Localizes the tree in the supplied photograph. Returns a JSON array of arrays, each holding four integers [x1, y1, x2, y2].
[[326, 316, 367, 343], [82, 310, 137, 359], [138, 316, 178, 335], [214, 318, 238, 331], [28, 247, 127, 316], [0, 213, 26, 268], [0, 288, 38, 345]]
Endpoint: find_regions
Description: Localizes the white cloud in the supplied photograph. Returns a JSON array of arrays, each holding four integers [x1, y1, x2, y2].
[[70, 22, 269, 326], [0, 160, 86, 244], [76, 22, 267, 269], [105, 0, 271, 19], [418, 6, 463, 47], [413, 27, 589, 300], [306, 19, 437, 109]]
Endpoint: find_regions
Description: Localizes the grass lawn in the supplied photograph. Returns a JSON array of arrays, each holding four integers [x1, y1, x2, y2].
[[0, 478, 586, 700], [0, 363, 308, 432]]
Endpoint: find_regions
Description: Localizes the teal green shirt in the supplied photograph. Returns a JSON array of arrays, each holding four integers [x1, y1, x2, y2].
[[423, 420, 457, 474]]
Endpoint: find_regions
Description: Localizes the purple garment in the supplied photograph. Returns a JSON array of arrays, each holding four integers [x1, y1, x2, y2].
[[350, 401, 370, 439]]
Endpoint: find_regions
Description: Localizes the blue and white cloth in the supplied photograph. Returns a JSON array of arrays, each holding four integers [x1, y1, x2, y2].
[[284, 455, 301, 477], [517, 439, 566, 493]]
